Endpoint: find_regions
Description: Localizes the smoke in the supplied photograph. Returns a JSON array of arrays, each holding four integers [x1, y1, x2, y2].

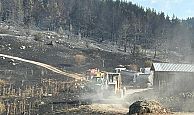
[[79, 81, 126, 107], [124, 72, 194, 112], [156, 72, 194, 112], [77, 22, 194, 112], [163, 23, 193, 63], [151, 22, 194, 112]]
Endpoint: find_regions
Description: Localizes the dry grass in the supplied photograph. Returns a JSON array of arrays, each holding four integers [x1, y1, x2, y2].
[[0, 102, 5, 114], [0, 79, 6, 86], [74, 54, 86, 65]]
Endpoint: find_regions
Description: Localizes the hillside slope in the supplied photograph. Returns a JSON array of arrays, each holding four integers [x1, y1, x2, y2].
[[0, 54, 83, 80], [0, 22, 149, 83]]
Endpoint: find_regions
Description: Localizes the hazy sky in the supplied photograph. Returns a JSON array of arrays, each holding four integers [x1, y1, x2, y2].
[[128, 0, 194, 19]]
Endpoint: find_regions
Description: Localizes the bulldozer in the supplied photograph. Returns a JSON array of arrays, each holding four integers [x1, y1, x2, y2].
[[103, 72, 125, 98], [86, 69, 125, 98]]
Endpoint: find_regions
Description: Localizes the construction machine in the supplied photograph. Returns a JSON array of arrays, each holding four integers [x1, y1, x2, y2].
[[103, 72, 125, 98], [85, 70, 106, 93], [86, 69, 125, 98]]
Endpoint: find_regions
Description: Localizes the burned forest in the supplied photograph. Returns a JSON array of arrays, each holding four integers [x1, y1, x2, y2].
[[0, 0, 194, 115]]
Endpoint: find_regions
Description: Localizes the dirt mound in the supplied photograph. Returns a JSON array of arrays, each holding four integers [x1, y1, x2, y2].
[[128, 100, 170, 115]]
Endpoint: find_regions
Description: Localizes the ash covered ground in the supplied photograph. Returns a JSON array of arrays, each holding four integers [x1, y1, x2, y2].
[[0, 22, 193, 115]]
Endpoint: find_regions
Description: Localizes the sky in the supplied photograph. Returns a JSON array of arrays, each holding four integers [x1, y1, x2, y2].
[[128, 0, 194, 19]]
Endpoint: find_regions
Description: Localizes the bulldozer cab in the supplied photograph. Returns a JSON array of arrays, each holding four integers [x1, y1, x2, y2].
[[106, 73, 121, 94], [86, 71, 106, 92], [91, 76, 103, 85]]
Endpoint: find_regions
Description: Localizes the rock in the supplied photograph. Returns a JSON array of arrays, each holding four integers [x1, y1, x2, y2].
[[20, 45, 26, 50], [46, 41, 55, 46], [10, 59, 15, 62], [8, 47, 11, 50], [128, 100, 170, 115], [0, 45, 4, 48], [47, 36, 51, 39]]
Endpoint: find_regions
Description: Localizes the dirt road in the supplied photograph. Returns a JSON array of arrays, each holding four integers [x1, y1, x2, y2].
[[0, 54, 84, 80]]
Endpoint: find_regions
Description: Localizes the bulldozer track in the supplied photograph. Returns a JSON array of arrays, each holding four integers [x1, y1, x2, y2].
[[0, 54, 84, 80]]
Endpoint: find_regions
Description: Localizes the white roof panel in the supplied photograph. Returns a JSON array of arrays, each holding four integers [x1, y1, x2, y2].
[[152, 63, 194, 72]]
